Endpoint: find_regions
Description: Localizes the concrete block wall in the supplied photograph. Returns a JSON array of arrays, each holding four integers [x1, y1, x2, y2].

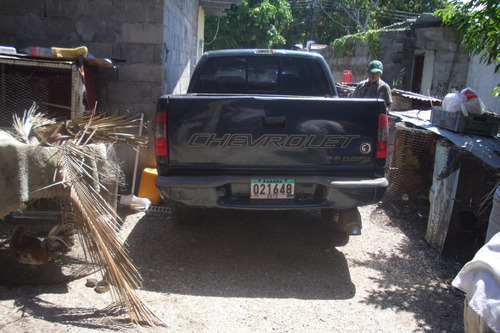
[[320, 34, 408, 90], [320, 39, 371, 84], [163, 0, 199, 95], [467, 55, 500, 113], [414, 26, 469, 97], [0, 0, 202, 194], [378, 31, 408, 89]]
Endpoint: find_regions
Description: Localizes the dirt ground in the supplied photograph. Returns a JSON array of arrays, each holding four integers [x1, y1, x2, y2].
[[0, 198, 465, 332]]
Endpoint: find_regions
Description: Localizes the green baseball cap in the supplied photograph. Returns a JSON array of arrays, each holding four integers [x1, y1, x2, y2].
[[368, 60, 383, 73]]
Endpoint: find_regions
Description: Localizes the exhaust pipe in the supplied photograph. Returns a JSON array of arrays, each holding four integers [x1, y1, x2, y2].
[[344, 223, 361, 235], [340, 208, 362, 235]]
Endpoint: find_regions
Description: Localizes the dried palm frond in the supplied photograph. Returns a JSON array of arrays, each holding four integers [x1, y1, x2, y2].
[[12, 102, 56, 143], [12, 103, 148, 148], [57, 139, 159, 326], [12, 104, 158, 325], [70, 110, 148, 147]]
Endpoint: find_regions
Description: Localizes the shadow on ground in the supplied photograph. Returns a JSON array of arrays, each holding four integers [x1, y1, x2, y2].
[[0, 282, 134, 331], [352, 199, 464, 332], [0, 217, 135, 330], [126, 208, 355, 300]]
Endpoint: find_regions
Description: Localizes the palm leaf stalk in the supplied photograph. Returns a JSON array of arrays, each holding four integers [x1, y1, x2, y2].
[[12, 104, 158, 324], [58, 140, 159, 325]]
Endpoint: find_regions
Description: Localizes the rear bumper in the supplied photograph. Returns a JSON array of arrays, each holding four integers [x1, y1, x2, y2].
[[155, 175, 387, 210]]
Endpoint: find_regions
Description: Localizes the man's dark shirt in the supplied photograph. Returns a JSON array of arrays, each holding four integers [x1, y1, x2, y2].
[[352, 78, 392, 109]]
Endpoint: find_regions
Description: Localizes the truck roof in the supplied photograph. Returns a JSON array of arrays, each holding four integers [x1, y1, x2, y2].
[[201, 49, 324, 59]]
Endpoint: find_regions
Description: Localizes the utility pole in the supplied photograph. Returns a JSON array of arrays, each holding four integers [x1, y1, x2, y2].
[[309, 0, 316, 41]]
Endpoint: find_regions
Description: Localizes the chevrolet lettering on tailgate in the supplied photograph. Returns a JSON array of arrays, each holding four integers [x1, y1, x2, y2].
[[187, 133, 360, 149]]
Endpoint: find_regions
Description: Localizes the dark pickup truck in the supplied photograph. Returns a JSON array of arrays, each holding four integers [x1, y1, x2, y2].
[[155, 49, 388, 236]]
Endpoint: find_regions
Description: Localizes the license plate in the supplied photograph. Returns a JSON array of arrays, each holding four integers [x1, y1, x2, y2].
[[250, 178, 295, 199]]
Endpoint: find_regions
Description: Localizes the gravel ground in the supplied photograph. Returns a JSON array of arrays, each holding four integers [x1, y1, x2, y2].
[[0, 199, 465, 332]]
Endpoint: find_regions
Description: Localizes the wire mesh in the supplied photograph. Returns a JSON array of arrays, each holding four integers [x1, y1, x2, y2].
[[386, 121, 438, 200], [0, 61, 73, 128]]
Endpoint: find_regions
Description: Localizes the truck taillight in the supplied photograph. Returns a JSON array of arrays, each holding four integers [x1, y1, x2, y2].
[[376, 114, 388, 159], [155, 111, 167, 156]]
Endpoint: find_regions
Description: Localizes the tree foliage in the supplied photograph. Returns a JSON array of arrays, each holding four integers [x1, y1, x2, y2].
[[287, 0, 383, 45], [205, 0, 447, 50], [204, 0, 293, 51], [376, 0, 447, 27], [287, 0, 447, 45], [435, 0, 500, 96]]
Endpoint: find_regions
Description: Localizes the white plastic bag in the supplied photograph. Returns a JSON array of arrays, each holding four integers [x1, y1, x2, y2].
[[460, 88, 485, 117], [442, 92, 462, 113], [120, 194, 151, 211]]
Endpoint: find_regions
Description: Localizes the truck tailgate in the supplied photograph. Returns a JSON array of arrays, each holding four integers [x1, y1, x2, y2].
[[160, 95, 386, 173]]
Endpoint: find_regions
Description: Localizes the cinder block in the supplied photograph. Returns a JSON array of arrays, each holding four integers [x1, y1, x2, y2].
[[414, 39, 426, 49], [107, 81, 155, 103], [87, 42, 114, 59], [436, 51, 457, 64], [443, 27, 458, 40], [118, 63, 163, 83], [153, 45, 164, 63], [84, 2, 115, 20], [423, 28, 444, 41], [121, 2, 151, 23], [121, 23, 163, 44], [0, 16, 23, 36], [425, 40, 444, 51], [355, 46, 369, 57], [98, 67, 118, 83], [4, 0, 44, 16], [414, 29, 425, 40], [120, 43, 155, 63]]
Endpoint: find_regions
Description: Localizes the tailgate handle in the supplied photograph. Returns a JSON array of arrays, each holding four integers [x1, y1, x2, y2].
[[264, 115, 286, 127]]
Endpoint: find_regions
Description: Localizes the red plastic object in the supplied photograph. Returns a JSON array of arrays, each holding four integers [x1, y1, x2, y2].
[[461, 88, 478, 101], [342, 70, 352, 83]]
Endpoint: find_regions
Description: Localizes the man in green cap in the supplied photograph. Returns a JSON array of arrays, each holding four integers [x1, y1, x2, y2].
[[351, 60, 393, 111]]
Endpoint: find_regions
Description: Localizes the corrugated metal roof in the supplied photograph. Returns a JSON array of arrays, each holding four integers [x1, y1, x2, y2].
[[200, 0, 242, 16], [393, 89, 442, 103]]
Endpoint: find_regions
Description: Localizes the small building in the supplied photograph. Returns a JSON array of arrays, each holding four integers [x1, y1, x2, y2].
[[320, 14, 500, 113]]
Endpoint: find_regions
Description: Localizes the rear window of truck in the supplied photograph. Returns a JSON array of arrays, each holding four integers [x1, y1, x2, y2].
[[190, 56, 332, 96]]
